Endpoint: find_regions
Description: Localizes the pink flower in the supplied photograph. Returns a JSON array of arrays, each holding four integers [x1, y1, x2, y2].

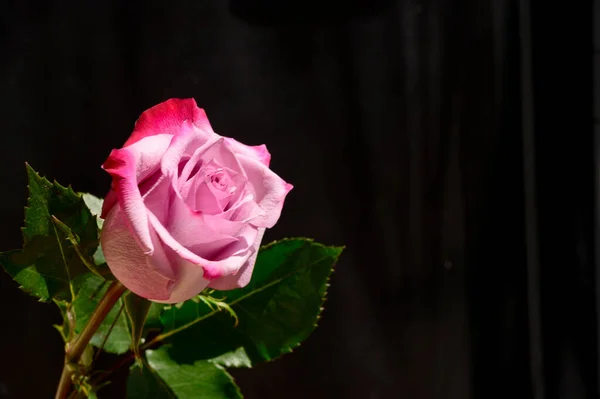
[[100, 99, 292, 303]]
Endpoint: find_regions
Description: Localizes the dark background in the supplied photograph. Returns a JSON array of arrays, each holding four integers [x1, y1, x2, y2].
[[0, 0, 595, 398]]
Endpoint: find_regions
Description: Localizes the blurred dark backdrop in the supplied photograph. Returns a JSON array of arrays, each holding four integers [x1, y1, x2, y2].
[[0, 0, 595, 398]]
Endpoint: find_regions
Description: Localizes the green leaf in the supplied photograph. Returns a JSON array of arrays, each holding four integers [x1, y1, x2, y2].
[[72, 274, 131, 354], [93, 244, 106, 269], [51, 215, 112, 279], [81, 193, 104, 229], [127, 360, 176, 399], [80, 193, 114, 279], [158, 238, 343, 367], [127, 347, 243, 399], [124, 292, 153, 359], [0, 165, 99, 302]]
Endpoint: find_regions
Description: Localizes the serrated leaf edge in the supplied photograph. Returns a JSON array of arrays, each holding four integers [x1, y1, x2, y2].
[[1, 164, 100, 303]]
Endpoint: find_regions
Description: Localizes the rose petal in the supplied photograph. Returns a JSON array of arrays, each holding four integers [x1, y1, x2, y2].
[[174, 138, 245, 215], [127, 134, 173, 180], [100, 189, 118, 219], [208, 228, 266, 290], [225, 138, 271, 166], [101, 148, 153, 252], [167, 192, 259, 260], [147, 210, 254, 281], [124, 98, 213, 147], [179, 138, 223, 183], [193, 181, 225, 214], [220, 192, 265, 222], [142, 173, 171, 225], [202, 212, 255, 240], [167, 195, 239, 259], [156, 259, 209, 304], [195, 224, 257, 261], [100, 134, 171, 219], [101, 205, 175, 301], [191, 164, 244, 215], [178, 143, 221, 200], [179, 138, 245, 182], [160, 120, 199, 178], [236, 154, 293, 228]]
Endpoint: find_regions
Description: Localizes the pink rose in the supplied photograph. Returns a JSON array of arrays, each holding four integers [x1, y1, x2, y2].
[[100, 99, 292, 303]]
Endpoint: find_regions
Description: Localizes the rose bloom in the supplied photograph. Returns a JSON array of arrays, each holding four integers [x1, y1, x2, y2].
[[100, 99, 292, 303]]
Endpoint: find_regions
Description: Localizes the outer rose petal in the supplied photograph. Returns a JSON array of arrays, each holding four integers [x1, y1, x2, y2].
[[225, 137, 271, 166], [156, 258, 209, 304], [208, 228, 266, 290], [124, 98, 213, 147], [101, 189, 118, 219], [147, 211, 254, 283], [101, 205, 175, 301], [101, 134, 171, 218], [236, 153, 293, 228], [102, 148, 153, 252]]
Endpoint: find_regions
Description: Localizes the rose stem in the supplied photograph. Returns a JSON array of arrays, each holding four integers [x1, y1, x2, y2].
[[54, 281, 127, 399]]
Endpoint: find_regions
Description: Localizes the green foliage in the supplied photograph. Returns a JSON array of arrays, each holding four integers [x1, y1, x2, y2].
[[81, 193, 104, 229], [124, 292, 153, 359], [72, 274, 131, 354], [0, 166, 126, 356], [81, 193, 112, 277], [127, 360, 177, 399], [127, 347, 242, 399], [0, 164, 99, 302]]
